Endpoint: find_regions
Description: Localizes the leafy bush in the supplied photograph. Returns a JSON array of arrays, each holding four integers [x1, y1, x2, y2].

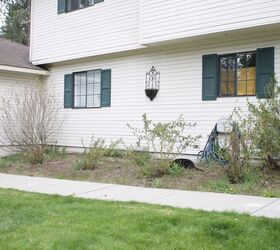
[[128, 114, 201, 177], [74, 137, 106, 170], [168, 163, 184, 177], [103, 139, 125, 158], [126, 150, 160, 177], [232, 76, 280, 170], [43, 146, 66, 162]]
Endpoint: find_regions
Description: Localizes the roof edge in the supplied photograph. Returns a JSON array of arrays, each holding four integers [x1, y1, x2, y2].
[[0, 65, 50, 76]]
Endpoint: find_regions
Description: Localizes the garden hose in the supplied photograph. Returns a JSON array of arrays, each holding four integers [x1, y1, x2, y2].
[[198, 124, 229, 166]]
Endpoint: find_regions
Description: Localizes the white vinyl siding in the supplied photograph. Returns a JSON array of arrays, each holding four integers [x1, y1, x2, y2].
[[30, 0, 143, 65], [30, 0, 280, 65], [140, 0, 280, 45], [47, 32, 280, 156]]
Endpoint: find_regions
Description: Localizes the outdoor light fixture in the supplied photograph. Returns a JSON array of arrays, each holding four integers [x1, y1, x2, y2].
[[145, 66, 160, 101]]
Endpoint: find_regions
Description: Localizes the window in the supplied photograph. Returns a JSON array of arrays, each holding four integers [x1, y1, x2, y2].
[[64, 69, 111, 109], [67, 0, 94, 12], [74, 70, 101, 108], [58, 0, 103, 13], [219, 52, 256, 97], [202, 47, 274, 101]]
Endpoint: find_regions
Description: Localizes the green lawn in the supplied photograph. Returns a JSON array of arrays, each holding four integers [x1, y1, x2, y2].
[[0, 189, 279, 250]]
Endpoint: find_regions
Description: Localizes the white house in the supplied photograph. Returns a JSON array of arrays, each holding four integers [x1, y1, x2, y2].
[[2, 0, 280, 158], [0, 38, 49, 156]]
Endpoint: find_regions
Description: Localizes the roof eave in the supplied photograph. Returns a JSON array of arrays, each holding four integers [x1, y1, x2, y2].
[[0, 65, 50, 76]]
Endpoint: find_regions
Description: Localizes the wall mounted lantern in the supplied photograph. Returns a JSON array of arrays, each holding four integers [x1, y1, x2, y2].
[[145, 66, 160, 101]]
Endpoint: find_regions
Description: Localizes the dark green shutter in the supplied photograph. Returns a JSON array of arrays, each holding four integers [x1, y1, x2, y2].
[[58, 0, 66, 14], [202, 54, 218, 101], [64, 74, 73, 108], [94, 0, 104, 3], [101, 69, 111, 107], [256, 47, 274, 98]]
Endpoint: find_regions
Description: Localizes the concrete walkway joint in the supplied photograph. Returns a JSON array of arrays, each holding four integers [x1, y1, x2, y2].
[[0, 173, 279, 219]]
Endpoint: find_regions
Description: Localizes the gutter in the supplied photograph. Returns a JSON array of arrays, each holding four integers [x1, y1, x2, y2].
[[0, 65, 50, 76]]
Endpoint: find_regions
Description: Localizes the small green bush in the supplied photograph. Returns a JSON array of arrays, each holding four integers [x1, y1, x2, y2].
[[103, 139, 125, 158], [43, 146, 66, 162], [74, 137, 106, 170], [168, 163, 184, 177]]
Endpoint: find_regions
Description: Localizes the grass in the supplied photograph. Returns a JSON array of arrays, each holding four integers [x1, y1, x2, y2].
[[0, 154, 24, 168], [0, 189, 279, 250], [203, 174, 280, 198]]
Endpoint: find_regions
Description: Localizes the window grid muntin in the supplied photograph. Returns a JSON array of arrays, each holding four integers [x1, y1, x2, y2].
[[73, 69, 101, 108], [218, 51, 256, 97]]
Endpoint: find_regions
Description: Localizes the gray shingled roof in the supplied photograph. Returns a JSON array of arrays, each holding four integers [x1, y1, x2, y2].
[[0, 38, 43, 70]]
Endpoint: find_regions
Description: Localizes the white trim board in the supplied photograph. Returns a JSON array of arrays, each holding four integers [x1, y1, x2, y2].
[[0, 65, 50, 76]]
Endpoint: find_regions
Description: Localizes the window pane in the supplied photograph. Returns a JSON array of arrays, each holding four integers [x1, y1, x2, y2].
[[247, 67, 256, 81], [237, 81, 247, 96], [81, 83, 86, 95], [87, 95, 94, 108], [87, 71, 94, 85], [93, 70, 101, 95], [219, 55, 236, 96], [247, 52, 256, 67], [220, 81, 227, 96], [93, 70, 101, 84], [74, 96, 80, 107], [94, 95, 101, 107], [94, 83, 101, 95], [247, 80, 256, 96], [75, 83, 80, 96], [80, 96, 86, 107], [237, 52, 256, 96], [67, 0, 96, 11], [228, 81, 235, 95], [74, 72, 87, 107], [81, 0, 94, 8], [87, 83, 94, 95], [227, 56, 236, 83], [68, 0, 79, 11]]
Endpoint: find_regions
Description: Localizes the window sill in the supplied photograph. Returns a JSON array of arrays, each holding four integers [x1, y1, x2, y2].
[[218, 95, 256, 98]]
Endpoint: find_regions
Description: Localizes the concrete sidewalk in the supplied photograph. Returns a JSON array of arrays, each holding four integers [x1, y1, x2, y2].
[[0, 173, 279, 219]]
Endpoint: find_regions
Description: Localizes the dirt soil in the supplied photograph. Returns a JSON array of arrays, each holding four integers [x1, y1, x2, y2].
[[1, 154, 280, 197]]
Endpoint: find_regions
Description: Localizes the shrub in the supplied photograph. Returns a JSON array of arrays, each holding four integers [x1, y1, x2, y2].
[[43, 146, 66, 162], [74, 137, 106, 170], [231, 75, 280, 170], [103, 139, 125, 158], [0, 83, 60, 154], [23, 147, 45, 164], [128, 114, 201, 177], [168, 163, 184, 177], [20, 146, 66, 165]]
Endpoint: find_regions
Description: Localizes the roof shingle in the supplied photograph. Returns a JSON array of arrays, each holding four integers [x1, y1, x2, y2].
[[0, 38, 43, 70]]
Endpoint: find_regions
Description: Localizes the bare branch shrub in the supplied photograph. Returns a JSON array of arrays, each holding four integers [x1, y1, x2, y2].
[[0, 82, 60, 163]]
